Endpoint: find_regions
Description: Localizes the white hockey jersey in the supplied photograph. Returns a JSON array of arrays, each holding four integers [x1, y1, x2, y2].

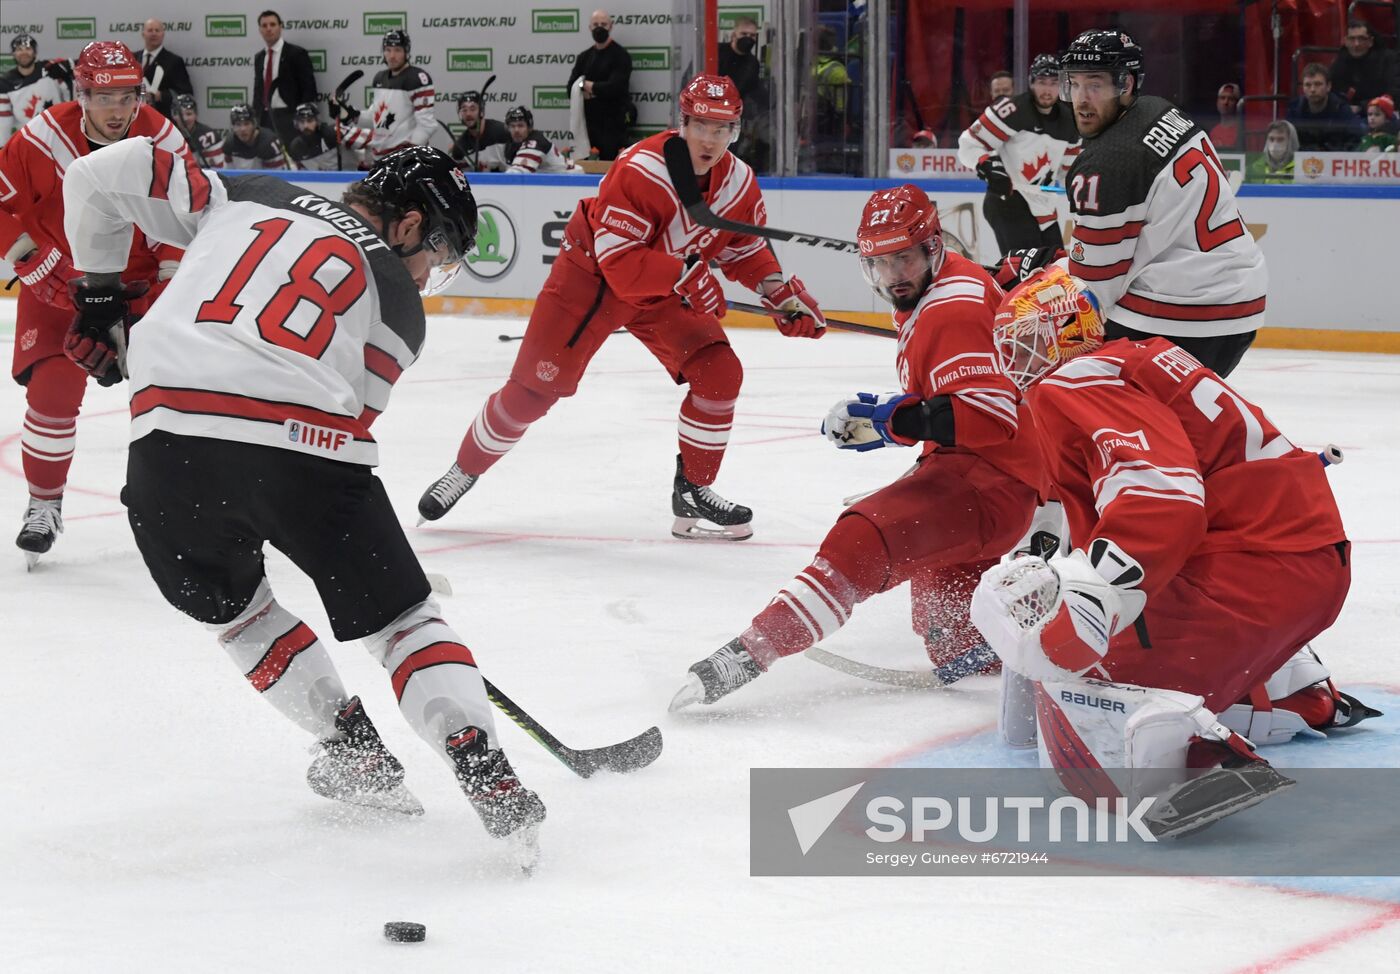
[[63, 138, 426, 467], [0, 71, 72, 145], [957, 91, 1081, 227], [337, 66, 436, 161], [1062, 96, 1266, 338]]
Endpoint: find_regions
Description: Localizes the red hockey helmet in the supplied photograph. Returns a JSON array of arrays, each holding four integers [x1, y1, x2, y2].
[[678, 74, 743, 124], [856, 184, 944, 308], [74, 41, 144, 92]]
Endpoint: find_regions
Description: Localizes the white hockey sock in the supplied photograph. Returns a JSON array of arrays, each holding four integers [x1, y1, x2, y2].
[[363, 598, 498, 761], [213, 579, 348, 738]]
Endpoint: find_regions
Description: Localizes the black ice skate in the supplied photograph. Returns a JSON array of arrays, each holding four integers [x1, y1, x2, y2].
[[417, 463, 478, 524], [1144, 761, 1295, 840], [671, 454, 752, 541], [16, 496, 63, 570], [447, 725, 547, 845], [307, 697, 424, 816], [669, 638, 764, 711]]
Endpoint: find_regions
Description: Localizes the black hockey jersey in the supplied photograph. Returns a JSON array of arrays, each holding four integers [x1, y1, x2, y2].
[[223, 128, 287, 170], [958, 91, 1081, 225], [183, 121, 226, 169], [290, 122, 339, 171], [450, 118, 509, 165], [1063, 95, 1266, 338]]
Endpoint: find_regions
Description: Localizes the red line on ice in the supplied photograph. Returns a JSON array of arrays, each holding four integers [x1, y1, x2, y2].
[[1225, 904, 1400, 973]]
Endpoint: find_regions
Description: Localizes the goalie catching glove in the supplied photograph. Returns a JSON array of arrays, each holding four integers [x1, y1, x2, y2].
[[821, 392, 918, 451], [64, 276, 148, 386], [971, 539, 1148, 682], [760, 276, 826, 338]]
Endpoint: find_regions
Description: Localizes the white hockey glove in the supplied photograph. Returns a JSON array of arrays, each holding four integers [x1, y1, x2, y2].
[[821, 392, 918, 451], [971, 542, 1147, 683]]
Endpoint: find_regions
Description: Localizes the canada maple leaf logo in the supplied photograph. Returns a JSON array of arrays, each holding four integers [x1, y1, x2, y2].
[[1021, 153, 1052, 184]]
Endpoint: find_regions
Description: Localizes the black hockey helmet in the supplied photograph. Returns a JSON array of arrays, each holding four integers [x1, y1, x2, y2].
[[294, 102, 319, 122], [382, 29, 411, 54], [361, 146, 478, 293], [229, 103, 255, 126], [1060, 29, 1144, 98], [457, 91, 484, 110], [174, 93, 197, 114], [504, 105, 533, 129], [1029, 53, 1060, 80], [11, 33, 36, 53]]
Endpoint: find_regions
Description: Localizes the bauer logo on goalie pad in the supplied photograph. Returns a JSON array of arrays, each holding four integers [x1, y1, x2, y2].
[[1059, 689, 1127, 713], [285, 419, 349, 454]]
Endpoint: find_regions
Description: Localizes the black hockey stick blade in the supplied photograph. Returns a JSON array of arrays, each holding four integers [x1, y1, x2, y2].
[[727, 299, 894, 339], [484, 678, 663, 778], [334, 69, 365, 100], [498, 334, 524, 342], [662, 135, 860, 254]]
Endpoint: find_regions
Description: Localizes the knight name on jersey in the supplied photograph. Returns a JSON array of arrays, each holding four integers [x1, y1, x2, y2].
[[1142, 107, 1194, 158], [289, 195, 388, 252], [285, 419, 350, 454]]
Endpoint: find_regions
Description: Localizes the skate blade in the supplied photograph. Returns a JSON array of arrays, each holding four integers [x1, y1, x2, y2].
[[668, 673, 706, 712], [507, 823, 542, 875], [321, 785, 426, 817], [671, 516, 753, 542], [23, 550, 41, 571], [1146, 769, 1295, 840]]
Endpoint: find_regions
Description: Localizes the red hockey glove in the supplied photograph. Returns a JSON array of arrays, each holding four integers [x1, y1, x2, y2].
[[13, 246, 78, 310], [992, 247, 1064, 290], [65, 277, 149, 386], [674, 256, 726, 318], [761, 276, 826, 339]]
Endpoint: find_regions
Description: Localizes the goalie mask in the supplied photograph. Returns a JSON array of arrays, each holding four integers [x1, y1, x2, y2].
[[856, 184, 944, 312], [992, 267, 1105, 389]]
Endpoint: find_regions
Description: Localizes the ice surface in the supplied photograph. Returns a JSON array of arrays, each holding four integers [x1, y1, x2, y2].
[[2, 306, 1398, 972]]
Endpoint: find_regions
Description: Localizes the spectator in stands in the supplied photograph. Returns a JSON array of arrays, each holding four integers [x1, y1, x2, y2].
[[567, 9, 632, 161], [289, 102, 339, 170], [1247, 119, 1299, 183], [718, 15, 770, 171], [1289, 63, 1364, 150], [138, 19, 192, 120], [1210, 82, 1243, 151], [172, 93, 224, 168], [450, 92, 509, 170], [912, 129, 937, 148], [1329, 20, 1400, 113], [989, 70, 1014, 102], [1360, 95, 1398, 152], [252, 10, 318, 150]]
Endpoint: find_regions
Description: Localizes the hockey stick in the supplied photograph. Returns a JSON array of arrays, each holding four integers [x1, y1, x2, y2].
[[483, 679, 663, 778], [726, 299, 894, 339], [662, 136, 861, 254], [499, 328, 627, 343], [463, 74, 498, 172], [169, 110, 212, 169], [331, 69, 365, 171], [805, 642, 998, 690]]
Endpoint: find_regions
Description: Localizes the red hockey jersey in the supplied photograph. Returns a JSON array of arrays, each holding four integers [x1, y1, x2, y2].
[[0, 101, 187, 286], [1027, 337, 1345, 596], [893, 252, 1045, 494], [565, 130, 780, 305]]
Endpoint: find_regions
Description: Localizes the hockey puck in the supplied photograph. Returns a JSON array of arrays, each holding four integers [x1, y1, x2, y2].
[[384, 921, 426, 943]]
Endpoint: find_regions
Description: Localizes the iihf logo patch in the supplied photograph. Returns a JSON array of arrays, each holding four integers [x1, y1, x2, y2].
[[287, 421, 301, 443], [1071, 241, 1085, 262], [536, 360, 560, 382], [19, 328, 37, 351]]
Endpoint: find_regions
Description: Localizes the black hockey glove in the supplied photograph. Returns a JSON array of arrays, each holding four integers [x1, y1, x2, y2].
[[44, 59, 74, 85], [327, 97, 343, 121], [993, 247, 1065, 289], [65, 277, 148, 386], [975, 156, 1012, 197]]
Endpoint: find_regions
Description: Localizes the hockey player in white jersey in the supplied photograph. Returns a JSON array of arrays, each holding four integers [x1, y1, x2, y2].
[[1056, 29, 1266, 377], [332, 30, 436, 163], [60, 143, 546, 847], [958, 54, 1080, 253]]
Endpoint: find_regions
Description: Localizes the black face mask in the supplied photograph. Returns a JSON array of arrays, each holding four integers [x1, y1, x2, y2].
[[591, 26, 610, 43], [736, 36, 757, 55]]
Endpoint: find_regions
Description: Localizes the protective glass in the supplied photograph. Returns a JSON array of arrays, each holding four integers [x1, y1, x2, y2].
[[419, 225, 466, 296], [1059, 70, 1128, 103], [681, 115, 741, 146], [859, 239, 942, 304]]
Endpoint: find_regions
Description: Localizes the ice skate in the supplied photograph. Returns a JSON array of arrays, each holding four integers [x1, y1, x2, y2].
[[417, 463, 478, 524], [447, 725, 546, 857], [1144, 761, 1295, 840], [306, 697, 424, 815], [670, 638, 764, 710], [16, 497, 63, 570], [671, 455, 752, 541]]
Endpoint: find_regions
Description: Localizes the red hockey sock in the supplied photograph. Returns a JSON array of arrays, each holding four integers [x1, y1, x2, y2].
[[455, 380, 557, 476], [740, 514, 890, 665], [677, 344, 742, 486], [21, 357, 87, 500]]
